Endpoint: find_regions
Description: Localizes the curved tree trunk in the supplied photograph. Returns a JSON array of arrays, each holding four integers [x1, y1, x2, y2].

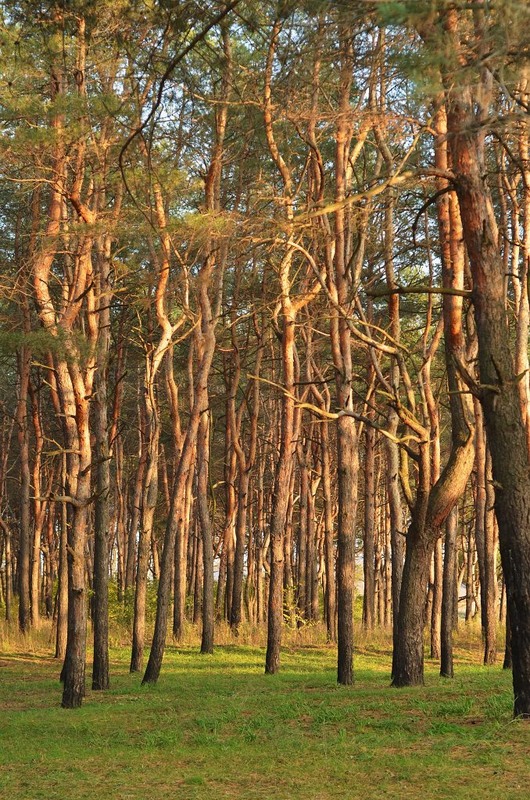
[[392, 78, 475, 688], [142, 31, 230, 674], [142, 310, 218, 683]]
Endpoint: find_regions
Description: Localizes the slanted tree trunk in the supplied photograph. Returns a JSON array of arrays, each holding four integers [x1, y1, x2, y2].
[[142, 264, 221, 683], [143, 24, 231, 684]]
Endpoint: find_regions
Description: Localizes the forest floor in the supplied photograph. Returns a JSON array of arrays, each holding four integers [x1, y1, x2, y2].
[[1, 622, 529, 800]]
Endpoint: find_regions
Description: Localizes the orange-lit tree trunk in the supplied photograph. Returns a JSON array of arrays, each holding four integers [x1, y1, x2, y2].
[[142, 23, 231, 684], [32, 33, 99, 705], [391, 95, 475, 687]]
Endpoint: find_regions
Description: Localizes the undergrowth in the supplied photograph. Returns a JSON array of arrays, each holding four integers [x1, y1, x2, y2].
[[1, 618, 528, 800]]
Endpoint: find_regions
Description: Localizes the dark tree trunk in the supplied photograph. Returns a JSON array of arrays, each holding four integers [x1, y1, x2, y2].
[[198, 411, 214, 654], [336, 415, 358, 686], [321, 420, 336, 642], [307, 474, 319, 622], [92, 246, 112, 691], [60, 387, 91, 709], [284, 474, 296, 627], [16, 346, 31, 634], [130, 391, 158, 673], [332, 22, 359, 687], [125, 398, 147, 594], [473, 400, 493, 660], [174, 452, 194, 640], [391, 76, 474, 688], [363, 423, 376, 630], [392, 510, 432, 686], [504, 610, 512, 670], [447, 37, 530, 714], [265, 311, 296, 674], [61, 510, 88, 708], [193, 531, 203, 627], [465, 529, 474, 622], [483, 447, 497, 665], [440, 508, 458, 678], [92, 413, 110, 689], [387, 417, 404, 657]]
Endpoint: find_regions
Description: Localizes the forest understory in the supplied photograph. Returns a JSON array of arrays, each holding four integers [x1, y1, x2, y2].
[[1, 619, 529, 800]]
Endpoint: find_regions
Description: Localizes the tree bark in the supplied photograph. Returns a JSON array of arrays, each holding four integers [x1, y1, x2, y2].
[[363, 422, 376, 630], [130, 385, 159, 673], [91, 240, 113, 691], [440, 507, 458, 678], [16, 346, 31, 634], [197, 407, 214, 654], [321, 419, 336, 642], [483, 447, 497, 664], [447, 17, 530, 713], [265, 306, 296, 673], [142, 23, 231, 674]]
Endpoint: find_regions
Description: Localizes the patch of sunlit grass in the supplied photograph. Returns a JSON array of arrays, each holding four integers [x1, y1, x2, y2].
[[0, 618, 526, 800]]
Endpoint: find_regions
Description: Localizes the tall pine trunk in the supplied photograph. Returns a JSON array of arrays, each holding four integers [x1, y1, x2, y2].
[[447, 12, 530, 713]]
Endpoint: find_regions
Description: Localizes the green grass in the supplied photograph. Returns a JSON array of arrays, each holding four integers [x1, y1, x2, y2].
[[1, 625, 529, 800]]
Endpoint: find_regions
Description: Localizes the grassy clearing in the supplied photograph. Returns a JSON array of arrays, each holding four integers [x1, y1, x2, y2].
[[1, 623, 529, 800]]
